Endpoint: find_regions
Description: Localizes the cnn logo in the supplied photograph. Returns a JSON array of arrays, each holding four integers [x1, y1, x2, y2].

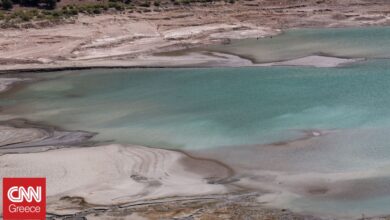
[[2, 178, 46, 220], [7, 186, 42, 203]]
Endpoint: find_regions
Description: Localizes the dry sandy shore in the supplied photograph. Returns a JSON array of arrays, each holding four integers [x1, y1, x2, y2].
[[0, 119, 325, 220], [0, 144, 229, 215], [0, 14, 278, 71], [1, 0, 390, 71]]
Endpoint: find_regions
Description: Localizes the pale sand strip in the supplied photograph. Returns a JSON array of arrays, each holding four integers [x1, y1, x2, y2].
[[256, 55, 363, 68], [0, 53, 362, 72], [0, 144, 229, 215]]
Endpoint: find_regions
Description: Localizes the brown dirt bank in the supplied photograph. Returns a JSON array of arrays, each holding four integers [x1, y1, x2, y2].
[[0, 0, 389, 70], [46, 192, 323, 220]]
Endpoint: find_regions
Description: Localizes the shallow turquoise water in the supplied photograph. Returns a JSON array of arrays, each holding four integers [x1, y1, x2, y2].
[[3, 60, 390, 150], [3, 27, 390, 218], [207, 27, 390, 62]]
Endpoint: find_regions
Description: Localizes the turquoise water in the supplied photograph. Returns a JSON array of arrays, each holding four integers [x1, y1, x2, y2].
[[2, 60, 390, 150], [3, 27, 390, 218]]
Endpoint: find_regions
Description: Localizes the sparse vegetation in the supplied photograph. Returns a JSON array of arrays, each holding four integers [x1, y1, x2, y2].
[[0, 0, 226, 25]]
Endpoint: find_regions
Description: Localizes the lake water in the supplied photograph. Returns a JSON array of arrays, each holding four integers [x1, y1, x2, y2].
[[2, 27, 390, 218], [206, 27, 390, 63]]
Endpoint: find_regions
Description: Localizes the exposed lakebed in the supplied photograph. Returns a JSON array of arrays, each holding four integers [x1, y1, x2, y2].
[[2, 27, 390, 219]]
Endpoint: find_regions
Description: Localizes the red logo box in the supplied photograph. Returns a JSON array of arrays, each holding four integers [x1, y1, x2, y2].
[[2, 178, 46, 220]]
